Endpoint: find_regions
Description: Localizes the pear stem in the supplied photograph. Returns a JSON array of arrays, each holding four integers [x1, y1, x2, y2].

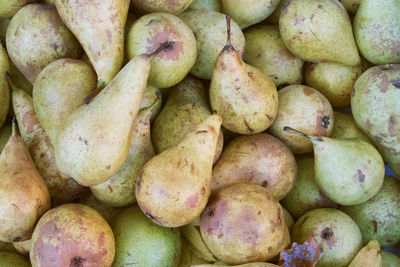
[[283, 126, 311, 139], [226, 15, 232, 46], [148, 41, 175, 57], [83, 80, 106, 105]]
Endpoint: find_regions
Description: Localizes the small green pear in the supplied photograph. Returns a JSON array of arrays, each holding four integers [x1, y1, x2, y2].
[[381, 251, 400, 267], [0, 42, 10, 128], [0, 251, 30, 266], [188, 0, 221, 12]]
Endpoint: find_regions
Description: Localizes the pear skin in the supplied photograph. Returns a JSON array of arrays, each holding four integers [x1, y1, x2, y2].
[[381, 251, 400, 266], [55, 53, 152, 186], [55, 0, 129, 87], [0, 43, 10, 128], [12, 239, 31, 256], [0, 120, 50, 242], [0, 252, 30, 266], [136, 115, 222, 227], [130, 0, 194, 15], [0, 124, 11, 152], [0, 0, 38, 19], [348, 240, 382, 267], [78, 194, 122, 225], [265, 0, 290, 24], [188, 0, 222, 12], [139, 85, 162, 122]]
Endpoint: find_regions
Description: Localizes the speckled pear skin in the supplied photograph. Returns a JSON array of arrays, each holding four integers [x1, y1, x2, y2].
[[0, 0, 38, 19], [33, 59, 97, 146], [0, 43, 10, 128], [54, 55, 150, 187], [55, 0, 129, 86], [351, 64, 400, 177], [353, 0, 400, 65], [130, 0, 194, 15], [6, 4, 82, 84], [188, 0, 222, 12], [136, 115, 222, 227], [279, 0, 360, 66]]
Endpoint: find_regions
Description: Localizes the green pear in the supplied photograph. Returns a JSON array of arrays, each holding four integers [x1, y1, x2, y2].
[[292, 208, 363, 267], [339, 176, 400, 248], [348, 240, 382, 267], [282, 206, 295, 231], [284, 127, 385, 205], [179, 10, 245, 80], [112, 205, 182, 267], [126, 12, 197, 89], [0, 120, 50, 242], [244, 25, 304, 87], [130, 0, 194, 15], [210, 16, 278, 134], [341, 0, 360, 15], [136, 115, 222, 227], [30, 204, 115, 266], [0, 252, 30, 267], [55, 0, 129, 88], [353, 0, 400, 65], [281, 155, 337, 219], [6, 4, 82, 84], [279, 0, 360, 66], [304, 62, 362, 107], [178, 237, 214, 267], [381, 251, 400, 267], [33, 58, 97, 145], [0, 43, 10, 128], [90, 102, 156, 207], [188, 0, 221, 12], [221, 0, 280, 28], [265, 0, 289, 24], [351, 64, 400, 177], [0, 124, 11, 153], [78, 194, 122, 225], [268, 85, 333, 154], [0, 0, 38, 19], [54, 51, 154, 187], [12, 239, 31, 256]]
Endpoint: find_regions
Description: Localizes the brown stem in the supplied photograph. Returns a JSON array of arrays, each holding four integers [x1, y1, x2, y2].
[[83, 80, 106, 105], [148, 41, 175, 57], [283, 126, 310, 139], [226, 15, 232, 46]]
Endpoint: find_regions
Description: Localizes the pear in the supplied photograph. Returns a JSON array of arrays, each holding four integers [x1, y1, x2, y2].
[[304, 62, 362, 107], [0, 241, 17, 253], [265, 0, 290, 24], [381, 251, 400, 267], [136, 115, 222, 227], [90, 101, 156, 207], [244, 25, 304, 87], [200, 183, 286, 264], [130, 0, 194, 15], [0, 252, 30, 266], [221, 0, 280, 28], [11, 76, 88, 205], [12, 239, 31, 256], [341, 0, 360, 15], [54, 47, 161, 186], [351, 64, 400, 177], [55, 0, 129, 88], [179, 10, 245, 80], [284, 127, 385, 205], [281, 155, 337, 219], [0, 120, 50, 242], [339, 176, 400, 248], [0, 124, 11, 152], [282, 206, 295, 231], [79, 194, 122, 225], [348, 240, 382, 267], [0, 18, 10, 43], [152, 75, 223, 163], [0, 42, 10, 128], [279, 0, 360, 66], [210, 16, 278, 134], [30, 204, 115, 266], [126, 12, 197, 89], [112, 205, 182, 267], [188, 0, 222, 12], [140, 85, 162, 122], [178, 237, 214, 267], [292, 208, 363, 267], [6, 4, 82, 84], [268, 85, 333, 154], [211, 133, 297, 201], [353, 0, 400, 65], [33, 58, 97, 145], [0, 0, 38, 19]]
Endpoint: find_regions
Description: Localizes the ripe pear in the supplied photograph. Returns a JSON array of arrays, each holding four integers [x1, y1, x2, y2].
[[292, 208, 363, 267], [130, 0, 194, 15], [221, 0, 280, 28], [279, 0, 360, 66], [30, 204, 115, 266], [126, 12, 197, 89], [353, 0, 400, 65], [0, 43, 10, 128], [210, 16, 278, 134], [179, 10, 245, 80], [136, 115, 222, 227], [244, 25, 304, 87], [0, 252, 30, 266], [90, 102, 156, 207], [6, 4, 82, 84], [140, 85, 162, 122], [0, 120, 50, 242], [12, 239, 31, 255], [78, 194, 122, 225], [55, 51, 154, 187], [351, 64, 400, 177], [33, 58, 97, 145], [348, 240, 382, 267], [55, 0, 129, 88], [211, 133, 296, 201], [268, 85, 333, 154], [304, 62, 362, 107], [200, 183, 286, 264], [341, 0, 360, 15], [0, 124, 11, 152], [0, 0, 38, 19], [381, 251, 400, 267], [339, 176, 400, 248], [284, 127, 385, 205], [112, 205, 182, 267], [281, 155, 337, 219], [188, 0, 222, 12]]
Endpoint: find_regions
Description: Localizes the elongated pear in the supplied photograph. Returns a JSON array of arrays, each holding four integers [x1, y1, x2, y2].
[[55, 0, 129, 88], [0, 42, 10, 128], [279, 0, 360, 66], [284, 127, 385, 206], [11, 77, 88, 205], [136, 115, 222, 227], [0, 120, 50, 242], [55, 49, 157, 187], [210, 16, 278, 134]]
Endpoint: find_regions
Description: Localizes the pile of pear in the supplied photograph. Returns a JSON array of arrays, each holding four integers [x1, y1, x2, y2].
[[0, 0, 399, 266]]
